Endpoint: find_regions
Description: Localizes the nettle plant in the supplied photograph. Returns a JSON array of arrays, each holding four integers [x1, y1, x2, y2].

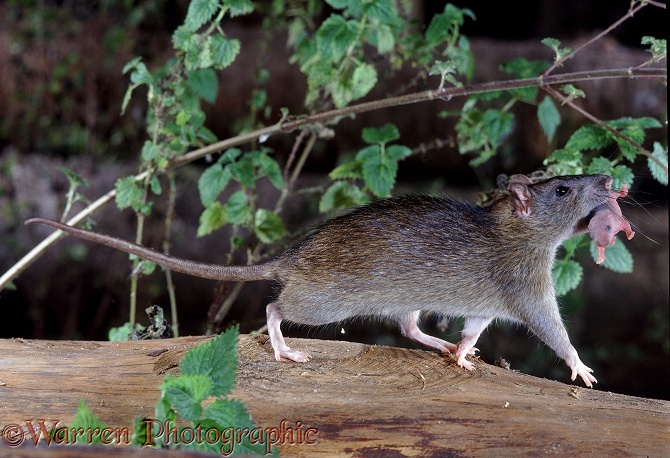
[[1, 1, 666, 331]]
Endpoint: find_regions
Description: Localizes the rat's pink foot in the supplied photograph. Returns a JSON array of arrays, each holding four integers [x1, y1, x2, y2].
[[456, 353, 475, 371], [454, 342, 477, 370], [398, 312, 459, 353], [565, 352, 598, 388], [568, 358, 597, 388], [276, 349, 311, 363]]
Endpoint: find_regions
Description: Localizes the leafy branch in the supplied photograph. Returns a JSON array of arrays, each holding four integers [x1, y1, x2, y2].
[[1, 65, 665, 293]]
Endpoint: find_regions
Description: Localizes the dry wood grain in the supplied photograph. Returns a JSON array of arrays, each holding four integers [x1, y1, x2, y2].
[[1, 335, 668, 457]]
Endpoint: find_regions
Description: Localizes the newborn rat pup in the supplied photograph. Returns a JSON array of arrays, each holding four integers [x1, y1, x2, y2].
[[589, 183, 635, 264], [26, 173, 616, 387]]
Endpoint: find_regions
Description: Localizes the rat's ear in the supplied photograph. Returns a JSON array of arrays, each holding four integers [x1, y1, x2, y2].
[[508, 175, 533, 217]]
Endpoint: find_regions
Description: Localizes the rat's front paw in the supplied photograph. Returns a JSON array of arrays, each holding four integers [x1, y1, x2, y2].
[[455, 354, 475, 371], [570, 361, 597, 388]]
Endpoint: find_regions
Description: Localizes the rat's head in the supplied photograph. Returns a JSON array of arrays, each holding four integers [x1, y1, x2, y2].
[[506, 174, 612, 242]]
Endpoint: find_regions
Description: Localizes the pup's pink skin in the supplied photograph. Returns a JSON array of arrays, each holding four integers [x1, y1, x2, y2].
[[588, 184, 635, 264]]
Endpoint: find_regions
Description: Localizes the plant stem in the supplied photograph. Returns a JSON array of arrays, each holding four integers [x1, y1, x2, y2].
[[163, 170, 179, 337]]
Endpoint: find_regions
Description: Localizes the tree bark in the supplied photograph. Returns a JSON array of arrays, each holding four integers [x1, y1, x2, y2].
[[1, 335, 668, 456]]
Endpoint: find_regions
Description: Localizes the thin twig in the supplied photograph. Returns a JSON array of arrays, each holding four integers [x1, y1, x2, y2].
[[543, 0, 657, 76], [543, 84, 668, 174]]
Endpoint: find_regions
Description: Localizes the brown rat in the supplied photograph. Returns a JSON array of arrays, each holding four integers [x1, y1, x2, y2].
[[26, 173, 616, 387]]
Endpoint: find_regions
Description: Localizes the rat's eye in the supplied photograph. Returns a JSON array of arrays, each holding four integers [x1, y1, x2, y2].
[[555, 185, 569, 197]]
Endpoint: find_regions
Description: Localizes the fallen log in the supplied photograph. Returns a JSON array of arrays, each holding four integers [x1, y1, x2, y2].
[[1, 335, 668, 456]]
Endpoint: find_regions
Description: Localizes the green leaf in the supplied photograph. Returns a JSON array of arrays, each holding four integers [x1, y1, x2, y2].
[[149, 176, 162, 195], [198, 164, 232, 207], [537, 96, 560, 142], [500, 58, 550, 78], [59, 167, 90, 189], [140, 141, 159, 162], [108, 322, 141, 341], [210, 35, 241, 69], [425, 4, 474, 45], [220, 147, 242, 163], [316, 15, 360, 63], [386, 144, 412, 161], [325, 0, 353, 10], [255, 153, 285, 189], [648, 142, 668, 185], [351, 63, 377, 100], [224, 0, 254, 17], [197, 202, 227, 237], [544, 148, 583, 165], [590, 238, 633, 273], [368, 23, 395, 54], [126, 59, 153, 86], [609, 165, 634, 190], [541, 37, 572, 61], [184, 0, 219, 32], [224, 191, 252, 225], [641, 36, 666, 58], [565, 124, 611, 151], [586, 157, 613, 176], [231, 155, 255, 188], [139, 260, 157, 275], [362, 0, 400, 25], [357, 145, 397, 198], [561, 234, 586, 255], [329, 161, 363, 180], [319, 181, 369, 213], [560, 84, 585, 100], [552, 259, 583, 296], [67, 400, 107, 444], [187, 68, 219, 103], [172, 25, 198, 52], [255, 209, 289, 243], [162, 373, 212, 422], [481, 109, 514, 147], [115, 176, 144, 210], [155, 392, 177, 424], [203, 399, 268, 455], [180, 327, 240, 396], [362, 123, 400, 145], [205, 398, 255, 429]]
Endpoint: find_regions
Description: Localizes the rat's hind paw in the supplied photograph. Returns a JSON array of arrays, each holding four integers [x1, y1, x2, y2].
[[277, 349, 311, 363]]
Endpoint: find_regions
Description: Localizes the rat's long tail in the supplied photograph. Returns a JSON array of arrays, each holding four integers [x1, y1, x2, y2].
[[25, 218, 276, 281]]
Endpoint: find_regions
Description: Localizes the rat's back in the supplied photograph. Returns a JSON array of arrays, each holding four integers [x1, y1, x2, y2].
[[276, 195, 507, 324]]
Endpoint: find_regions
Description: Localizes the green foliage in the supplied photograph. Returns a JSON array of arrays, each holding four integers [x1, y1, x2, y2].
[[320, 123, 411, 208], [537, 96, 560, 142], [553, 259, 583, 297], [108, 322, 144, 341], [64, 400, 109, 445], [544, 116, 663, 188], [145, 326, 268, 455], [649, 142, 669, 185], [641, 36, 666, 60], [541, 37, 573, 63], [196, 148, 286, 239], [589, 238, 634, 273], [58, 328, 265, 454], [59, 167, 91, 221]]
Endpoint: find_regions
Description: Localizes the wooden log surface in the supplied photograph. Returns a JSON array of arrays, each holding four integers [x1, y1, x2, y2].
[[1, 335, 668, 457]]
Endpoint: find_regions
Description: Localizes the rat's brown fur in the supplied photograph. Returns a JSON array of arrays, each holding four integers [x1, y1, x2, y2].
[[26, 174, 613, 387]]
